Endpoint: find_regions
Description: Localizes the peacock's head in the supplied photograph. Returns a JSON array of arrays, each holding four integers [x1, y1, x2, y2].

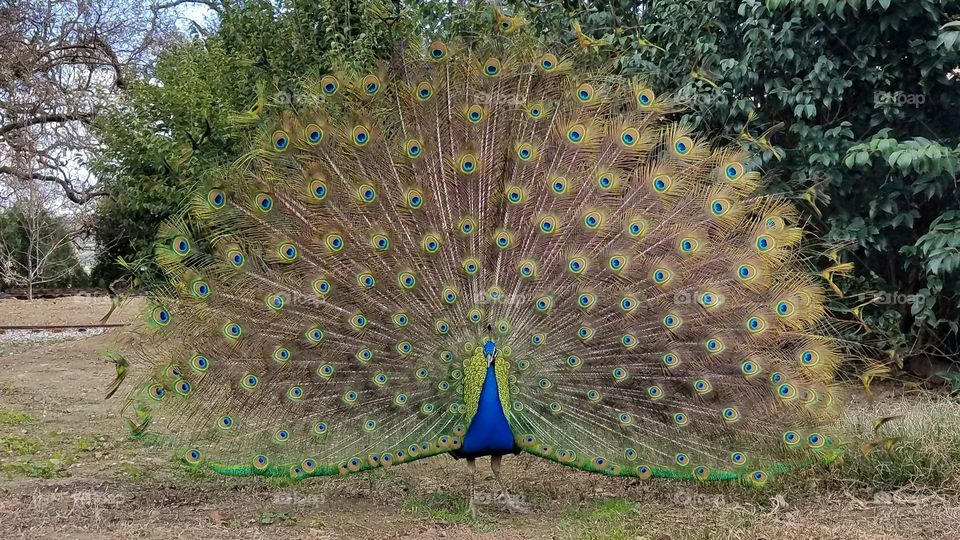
[[483, 338, 496, 365]]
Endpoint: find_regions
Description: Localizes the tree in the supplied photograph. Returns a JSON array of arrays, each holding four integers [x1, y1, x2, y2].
[[0, 182, 89, 297], [90, 0, 416, 282], [0, 0, 183, 204]]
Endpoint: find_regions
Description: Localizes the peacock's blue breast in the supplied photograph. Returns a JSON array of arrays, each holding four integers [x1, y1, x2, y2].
[[454, 364, 516, 459]]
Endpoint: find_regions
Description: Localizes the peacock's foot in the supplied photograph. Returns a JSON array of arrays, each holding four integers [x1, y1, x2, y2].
[[468, 495, 479, 519]]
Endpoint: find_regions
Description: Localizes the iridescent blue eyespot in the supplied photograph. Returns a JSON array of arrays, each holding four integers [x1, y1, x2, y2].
[[428, 41, 447, 60], [148, 385, 165, 399], [361, 74, 380, 95], [711, 199, 728, 216], [777, 383, 797, 400], [273, 347, 290, 363], [539, 54, 557, 71], [175, 380, 191, 395], [306, 327, 324, 344], [576, 83, 594, 102], [777, 300, 795, 317], [172, 237, 190, 255], [808, 433, 825, 448], [320, 75, 338, 94], [653, 176, 669, 192], [208, 189, 225, 208], [662, 353, 680, 367], [356, 272, 375, 288], [272, 131, 288, 151], [190, 355, 208, 371], [152, 307, 171, 325], [725, 162, 744, 179], [483, 58, 501, 76], [662, 314, 681, 329]]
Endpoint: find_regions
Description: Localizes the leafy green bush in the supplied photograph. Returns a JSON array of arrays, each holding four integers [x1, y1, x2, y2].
[[517, 0, 960, 367]]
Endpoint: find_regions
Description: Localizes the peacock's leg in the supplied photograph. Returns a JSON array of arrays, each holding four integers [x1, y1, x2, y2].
[[467, 457, 478, 518], [490, 455, 527, 513]]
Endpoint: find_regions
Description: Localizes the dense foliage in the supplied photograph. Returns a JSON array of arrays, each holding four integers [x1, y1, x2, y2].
[[92, 0, 960, 368]]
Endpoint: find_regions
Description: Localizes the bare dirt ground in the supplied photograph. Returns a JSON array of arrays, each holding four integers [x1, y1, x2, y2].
[[0, 298, 957, 539]]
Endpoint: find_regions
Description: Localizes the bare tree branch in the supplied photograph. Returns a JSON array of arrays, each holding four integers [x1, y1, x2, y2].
[[89, 33, 127, 89], [0, 0, 182, 206], [152, 0, 224, 14], [0, 112, 95, 137], [0, 165, 107, 203]]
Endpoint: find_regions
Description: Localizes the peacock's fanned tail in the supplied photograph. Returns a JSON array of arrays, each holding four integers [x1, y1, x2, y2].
[[118, 13, 846, 485]]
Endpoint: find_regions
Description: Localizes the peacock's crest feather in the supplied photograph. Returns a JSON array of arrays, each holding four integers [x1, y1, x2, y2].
[[115, 7, 848, 486]]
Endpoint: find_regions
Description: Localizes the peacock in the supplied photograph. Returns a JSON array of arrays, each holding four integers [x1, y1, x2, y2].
[[113, 8, 847, 516]]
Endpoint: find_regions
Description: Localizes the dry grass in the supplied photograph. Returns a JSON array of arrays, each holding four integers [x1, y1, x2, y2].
[[839, 396, 960, 491]]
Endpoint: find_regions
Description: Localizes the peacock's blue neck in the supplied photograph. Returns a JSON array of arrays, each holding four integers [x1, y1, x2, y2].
[[454, 341, 516, 458]]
